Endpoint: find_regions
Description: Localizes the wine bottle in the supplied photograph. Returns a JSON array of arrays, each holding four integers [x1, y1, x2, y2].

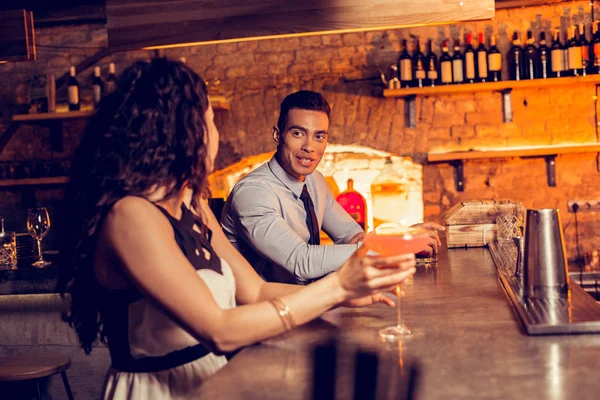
[[67, 66, 80, 111], [426, 40, 439, 87], [399, 39, 413, 88], [592, 21, 600, 74], [579, 23, 590, 76], [413, 38, 426, 88], [476, 32, 488, 82], [538, 32, 550, 79], [551, 29, 565, 77], [508, 32, 525, 81], [523, 30, 539, 79], [464, 33, 477, 83], [452, 39, 464, 84], [336, 179, 367, 231], [440, 40, 453, 85], [106, 63, 117, 94], [487, 34, 502, 82], [568, 25, 583, 76], [92, 66, 103, 108]]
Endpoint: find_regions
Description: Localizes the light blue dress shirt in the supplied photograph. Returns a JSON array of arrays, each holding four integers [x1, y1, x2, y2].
[[221, 156, 363, 284]]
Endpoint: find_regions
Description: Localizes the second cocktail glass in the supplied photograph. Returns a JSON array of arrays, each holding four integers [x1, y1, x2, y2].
[[364, 223, 430, 341]]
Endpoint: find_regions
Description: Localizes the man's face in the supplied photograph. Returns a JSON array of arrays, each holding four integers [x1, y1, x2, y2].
[[273, 108, 329, 182]]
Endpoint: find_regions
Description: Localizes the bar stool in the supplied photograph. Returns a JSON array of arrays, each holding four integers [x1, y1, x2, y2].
[[0, 354, 74, 400]]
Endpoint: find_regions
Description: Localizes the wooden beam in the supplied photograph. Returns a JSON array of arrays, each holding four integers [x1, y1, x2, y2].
[[106, 0, 495, 50]]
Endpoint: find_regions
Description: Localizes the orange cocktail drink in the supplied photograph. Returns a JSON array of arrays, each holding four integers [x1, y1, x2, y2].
[[364, 223, 430, 341]]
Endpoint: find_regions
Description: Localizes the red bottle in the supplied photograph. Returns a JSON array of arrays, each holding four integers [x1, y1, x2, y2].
[[336, 178, 367, 231]]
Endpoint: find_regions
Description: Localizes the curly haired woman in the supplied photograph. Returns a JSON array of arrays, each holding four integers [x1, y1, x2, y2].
[[59, 58, 416, 399]]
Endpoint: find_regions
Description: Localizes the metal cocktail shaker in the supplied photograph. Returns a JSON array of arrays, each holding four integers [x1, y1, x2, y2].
[[523, 208, 569, 299]]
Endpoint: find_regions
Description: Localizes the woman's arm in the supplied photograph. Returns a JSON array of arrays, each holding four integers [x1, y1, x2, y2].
[[106, 197, 415, 354]]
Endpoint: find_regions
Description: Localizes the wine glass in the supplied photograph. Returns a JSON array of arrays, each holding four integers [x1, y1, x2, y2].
[[27, 207, 51, 267], [364, 223, 430, 341]]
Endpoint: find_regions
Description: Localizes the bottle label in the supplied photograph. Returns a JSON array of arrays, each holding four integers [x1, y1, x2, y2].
[[551, 50, 563, 72], [488, 53, 502, 71], [427, 70, 438, 80], [568, 47, 583, 69], [581, 46, 590, 65], [441, 61, 452, 83], [415, 69, 426, 79], [68, 86, 79, 105], [452, 59, 464, 82], [465, 53, 476, 79], [93, 85, 102, 104], [477, 52, 488, 77], [400, 59, 412, 81], [541, 57, 548, 78]]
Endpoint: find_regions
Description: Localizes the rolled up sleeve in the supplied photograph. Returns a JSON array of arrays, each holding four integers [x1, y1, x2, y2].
[[230, 183, 359, 281]]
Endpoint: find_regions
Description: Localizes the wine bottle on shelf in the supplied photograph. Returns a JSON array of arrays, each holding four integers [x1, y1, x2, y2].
[[476, 32, 488, 82], [579, 23, 590, 76], [399, 39, 413, 88], [426, 40, 439, 87], [440, 40, 453, 85], [551, 29, 565, 77], [452, 39, 464, 84], [67, 66, 80, 111], [336, 179, 367, 231], [523, 30, 539, 79], [106, 62, 117, 94], [487, 34, 502, 82], [508, 32, 525, 81], [592, 21, 600, 74], [92, 66, 103, 108], [464, 33, 477, 83], [538, 31, 550, 79], [413, 38, 426, 88], [568, 25, 583, 76]]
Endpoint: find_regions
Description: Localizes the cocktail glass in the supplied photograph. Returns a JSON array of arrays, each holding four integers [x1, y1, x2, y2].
[[364, 223, 430, 341]]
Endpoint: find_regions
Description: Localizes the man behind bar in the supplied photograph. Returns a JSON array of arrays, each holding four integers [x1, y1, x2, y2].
[[221, 90, 442, 284]]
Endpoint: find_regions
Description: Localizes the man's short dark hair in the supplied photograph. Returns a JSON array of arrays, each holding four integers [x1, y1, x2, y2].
[[276, 90, 331, 133]]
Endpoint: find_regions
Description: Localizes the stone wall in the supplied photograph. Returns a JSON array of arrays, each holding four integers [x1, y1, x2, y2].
[[0, 1, 599, 260]]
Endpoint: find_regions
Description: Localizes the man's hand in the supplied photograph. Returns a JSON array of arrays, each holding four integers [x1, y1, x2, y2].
[[348, 231, 366, 244], [411, 222, 446, 256], [341, 292, 396, 308]]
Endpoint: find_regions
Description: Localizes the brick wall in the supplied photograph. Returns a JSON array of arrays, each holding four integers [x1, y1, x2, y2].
[[1, 1, 599, 261]]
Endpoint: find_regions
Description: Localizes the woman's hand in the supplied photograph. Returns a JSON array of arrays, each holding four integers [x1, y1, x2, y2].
[[334, 246, 416, 304], [411, 221, 446, 256]]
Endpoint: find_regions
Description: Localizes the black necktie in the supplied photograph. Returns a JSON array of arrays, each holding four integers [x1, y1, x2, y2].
[[300, 185, 320, 245]]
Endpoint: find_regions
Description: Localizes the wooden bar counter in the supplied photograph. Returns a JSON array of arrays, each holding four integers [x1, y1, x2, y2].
[[2, 243, 600, 398], [195, 245, 600, 399]]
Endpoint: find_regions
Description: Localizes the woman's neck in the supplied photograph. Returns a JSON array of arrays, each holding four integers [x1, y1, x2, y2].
[[147, 186, 186, 220]]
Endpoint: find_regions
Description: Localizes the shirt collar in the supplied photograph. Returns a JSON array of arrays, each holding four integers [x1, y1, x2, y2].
[[268, 156, 307, 199]]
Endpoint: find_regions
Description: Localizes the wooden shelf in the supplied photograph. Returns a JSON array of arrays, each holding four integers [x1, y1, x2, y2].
[[0, 176, 69, 188], [10, 97, 231, 122], [428, 143, 600, 162], [11, 110, 94, 122], [384, 74, 600, 98], [210, 95, 231, 111]]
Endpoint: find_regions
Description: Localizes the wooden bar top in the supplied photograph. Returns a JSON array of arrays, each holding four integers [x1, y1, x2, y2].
[[194, 244, 600, 399]]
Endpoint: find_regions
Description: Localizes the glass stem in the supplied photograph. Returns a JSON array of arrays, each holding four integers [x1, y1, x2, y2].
[[397, 284, 403, 328], [37, 239, 43, 262]]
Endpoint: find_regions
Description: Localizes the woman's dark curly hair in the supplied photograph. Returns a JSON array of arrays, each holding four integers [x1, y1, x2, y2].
[[59, 58, 211, 354]]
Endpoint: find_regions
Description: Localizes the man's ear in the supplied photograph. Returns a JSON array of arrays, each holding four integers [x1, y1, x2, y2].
[[272, 126, 280, 144]]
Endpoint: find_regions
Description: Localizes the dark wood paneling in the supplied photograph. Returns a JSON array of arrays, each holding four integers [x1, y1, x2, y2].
[[0, 10, 35, 62], [106, 0, 495, 50]]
